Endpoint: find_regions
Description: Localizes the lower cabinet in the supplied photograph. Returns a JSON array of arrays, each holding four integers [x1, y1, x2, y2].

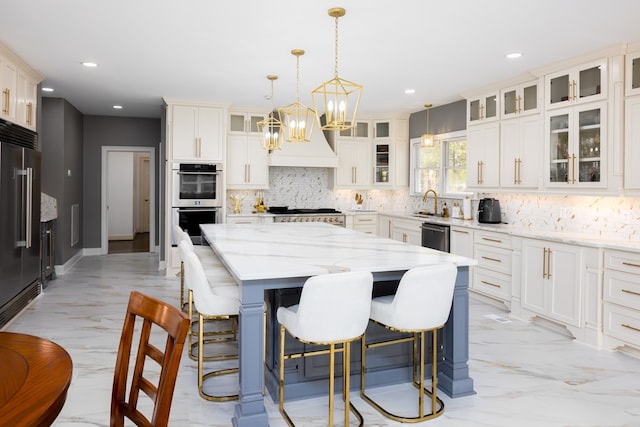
[[226, 214, 273, 225], [377, 214, 393, 238], [603, 249, 640, 350], [391, 217, 422, 245], [472, 230, 512, 306], [348, 214, 378, 235], [519, 238, 601, 346], [450, 226, 474, 288]]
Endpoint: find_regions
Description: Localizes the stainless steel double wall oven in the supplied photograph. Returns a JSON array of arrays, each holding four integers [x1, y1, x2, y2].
[[171, 162, 222, 245]]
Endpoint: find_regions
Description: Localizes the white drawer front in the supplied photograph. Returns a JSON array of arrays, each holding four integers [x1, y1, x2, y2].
[[475, 245, 512, 274], [474, 230, 511, 249], [473, 267, 511, 300], [604, 269, 640, 310], [604, 250, 640, 274], [604, 303, 640, 348]]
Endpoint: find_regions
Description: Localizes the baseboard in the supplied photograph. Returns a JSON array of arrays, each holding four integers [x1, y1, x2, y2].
[[54, 250, 84, 275], [83, 247, 104, 256]]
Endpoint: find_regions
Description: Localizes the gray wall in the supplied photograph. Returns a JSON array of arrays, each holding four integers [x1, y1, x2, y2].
[[41, 98, 84, 264], [82, 115, 161, 249], [409, 99, 466, 138]]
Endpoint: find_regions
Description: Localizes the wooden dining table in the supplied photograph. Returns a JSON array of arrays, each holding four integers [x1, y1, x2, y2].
[[0, 331, 73, 427]]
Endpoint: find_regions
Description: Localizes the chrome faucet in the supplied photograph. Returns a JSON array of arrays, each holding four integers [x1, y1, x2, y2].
[[422, 189, 438, 216]]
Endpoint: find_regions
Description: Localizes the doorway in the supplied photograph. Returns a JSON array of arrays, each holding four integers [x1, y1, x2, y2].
[[101, 146, 155, 255]]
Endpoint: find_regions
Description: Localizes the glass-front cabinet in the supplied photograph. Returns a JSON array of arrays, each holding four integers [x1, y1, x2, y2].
[[625, 49, 640, 97], [229, 112, 266, 134], [339, 120, 370, 139], [467, 91, 499, 126], [546, 102, 606, 188], [545, 59, 607, 109], [374, 142, 390, 184], [501, 80, 539, 119]]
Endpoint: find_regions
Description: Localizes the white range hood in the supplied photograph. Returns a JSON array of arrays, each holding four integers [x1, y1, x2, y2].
[[268, 129, 338, 168]]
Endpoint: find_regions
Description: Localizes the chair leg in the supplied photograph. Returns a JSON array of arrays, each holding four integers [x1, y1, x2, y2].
[[198, 313, 239, 402]]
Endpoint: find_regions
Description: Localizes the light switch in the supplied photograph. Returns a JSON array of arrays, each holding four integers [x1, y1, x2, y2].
[[67, 169, 72, 177]]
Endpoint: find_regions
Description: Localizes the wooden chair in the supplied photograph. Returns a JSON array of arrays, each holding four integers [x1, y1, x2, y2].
[[111, 291, 190, 427]]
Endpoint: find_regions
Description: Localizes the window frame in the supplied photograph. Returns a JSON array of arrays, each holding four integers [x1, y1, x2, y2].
[[409, 130, 471, 197]]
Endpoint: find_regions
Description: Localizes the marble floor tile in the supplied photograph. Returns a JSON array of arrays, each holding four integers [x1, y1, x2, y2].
[[3, 252, 640, 426]]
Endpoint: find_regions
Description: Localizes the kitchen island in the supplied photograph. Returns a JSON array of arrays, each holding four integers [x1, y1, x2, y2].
[[200, 222, 477, 427]]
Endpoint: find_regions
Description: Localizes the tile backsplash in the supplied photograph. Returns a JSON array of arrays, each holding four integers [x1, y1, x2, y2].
[[226, 167, 640, 241]]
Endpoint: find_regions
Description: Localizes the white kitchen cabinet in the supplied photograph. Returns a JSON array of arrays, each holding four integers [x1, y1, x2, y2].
[[500, 114, 542, 188], [450, 226, 474, 288], [545, 102, 607, 189], [377, 214, 393, 238], [521, 238, 584, 329], [472, 230, 512, 305], [624, 96, 640, 189], [332, 138, 372, 188], [545, 58, 608, 109], [0, 54, 18, 124], [228, 112, 266, 134], [226, 214, 273, 225], [16, 69, 37, 130], [467, 91, 499, 126], [171, 104, 224, 162], [603, 250, 640, 350], [391, 217, 422, 245], [625, 49, 640, 97], [466, 121, 500, 188], [350, 214, 378, 235], [500, 80, 540, 119], [338, 120, 370, 139], [372, 118, 409, 188], [226, 134, 268, 189]]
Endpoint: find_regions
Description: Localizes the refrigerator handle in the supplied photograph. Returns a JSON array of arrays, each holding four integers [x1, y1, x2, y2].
[[25, 167, 33, 249]]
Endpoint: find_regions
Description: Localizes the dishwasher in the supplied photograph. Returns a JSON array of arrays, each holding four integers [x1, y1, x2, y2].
[[421, 222, 450, 252]]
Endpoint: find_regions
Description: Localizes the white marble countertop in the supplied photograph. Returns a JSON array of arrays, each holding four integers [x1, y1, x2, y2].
[[201, 222, 476, 282], [378, 210, 640, 252], [41, 192, 58, 222]]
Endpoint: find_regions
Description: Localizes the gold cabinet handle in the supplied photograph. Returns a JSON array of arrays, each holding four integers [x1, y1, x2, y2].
[[481, 256, 502, 263], [514, 158, 518, 185], [543, 248, 548, 279], [453, 229, 470, 235], [26, 102, 33, 125], [479, 104, 485, 120], [547, 248, 552, 278], [517, 158, 522, 184], [516, 95, 522, 113], [481, 237, 503, 243], [572, 81, 578, 101], [2, 88, 9, 114], [481, 280, 501, 288], [571, 154, 576, 184], [622, 289, 640, 297], [622, 262, 640, 269], [622, 323, 640, 333]]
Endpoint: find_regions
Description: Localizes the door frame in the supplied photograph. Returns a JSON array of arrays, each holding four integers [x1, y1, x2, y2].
[[101, 146, 156, 255]]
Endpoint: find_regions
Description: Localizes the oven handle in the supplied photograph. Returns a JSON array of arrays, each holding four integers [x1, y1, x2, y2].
[[176, 171, 220, 175], [175, 208, 219, 213]]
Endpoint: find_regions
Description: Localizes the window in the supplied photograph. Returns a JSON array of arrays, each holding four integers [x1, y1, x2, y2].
[[410, 131, 468, 196]]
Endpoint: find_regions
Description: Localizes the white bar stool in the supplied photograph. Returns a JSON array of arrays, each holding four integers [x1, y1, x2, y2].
[[360, 264, 457, 423], [278, 271, 373, 427], [181, 241, 240, 402]]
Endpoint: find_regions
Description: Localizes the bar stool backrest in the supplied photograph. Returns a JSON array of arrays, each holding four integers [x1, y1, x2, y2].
[[294, 271, 373, 343], [391, 264, 457, 330]]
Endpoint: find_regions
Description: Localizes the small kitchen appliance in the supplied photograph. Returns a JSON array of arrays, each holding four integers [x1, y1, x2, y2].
[[477, 198, 502, 224]]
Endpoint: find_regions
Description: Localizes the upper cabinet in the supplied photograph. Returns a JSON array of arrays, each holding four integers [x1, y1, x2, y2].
[[372, 118, 409, 188], [0, 43, 41, 131], [500, 114, 542, 189], [545, 102, 607, 189], [500, 80, 540, 119], [228, 112, 266, 135], [169, 103, 225, 163], [227, 110, 268, 189], [338, 120, 370, 139], [624, 96, 640, 189], [332, 138, 372, 189], [545, 58, 608, 109], [466, 121, 500, 189], [626, 49, 640, 97], [467, 91, 499, 126]]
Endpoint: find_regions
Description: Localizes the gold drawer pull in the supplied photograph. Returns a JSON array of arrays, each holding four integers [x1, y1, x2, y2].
[[622, 262, 640, 269], [453, 230, 469, 234], [481, 256, 502, 263], [622, 323, 640, 333], [482, 237, 502, 243], [481, 280, 500, 288], [622, 289, 640, 297]]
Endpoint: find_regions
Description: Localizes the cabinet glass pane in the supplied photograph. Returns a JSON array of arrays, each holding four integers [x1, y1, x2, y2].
[[339, 123, 353, 137], [503, 90, 517, 115], [577, 109, 601, 183], [375, 122, 390, 138], [485, 95, 497, 119], [522, 85, 537, 111], [355, 122, 369, 137], [230, 114, 245, 132], [549, 114, 569, 182], [249, 116, 263, 133], [633, 57, 640, 90], [375, 143, 390, 183], [469, 100, 480, 121], [550, 74, 570, 104], [579, 66, 601, 99]]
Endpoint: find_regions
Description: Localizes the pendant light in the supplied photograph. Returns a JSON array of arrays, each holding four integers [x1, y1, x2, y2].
[[257, 75, 284, 151], [421, 104, 434, 146], [311, 7, 363, 132], [278, 49, 315, 143]]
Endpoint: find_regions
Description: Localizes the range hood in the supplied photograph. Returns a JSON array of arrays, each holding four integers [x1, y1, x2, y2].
[[268, 128, 338, 168]]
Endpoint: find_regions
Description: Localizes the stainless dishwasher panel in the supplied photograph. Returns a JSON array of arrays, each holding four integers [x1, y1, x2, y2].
[[421, 222, 450, 252]]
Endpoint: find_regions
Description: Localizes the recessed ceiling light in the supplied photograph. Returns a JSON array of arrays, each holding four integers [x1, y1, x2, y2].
[[505, 52, 522, 59], [405, 89, 415, 94], [42, 87, 54, 92], [81, 62, 98, 68], [113, 105, 123, 110]]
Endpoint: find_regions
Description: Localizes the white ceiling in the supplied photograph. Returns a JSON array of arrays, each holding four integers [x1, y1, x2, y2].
[[2, 0, 640, 119]]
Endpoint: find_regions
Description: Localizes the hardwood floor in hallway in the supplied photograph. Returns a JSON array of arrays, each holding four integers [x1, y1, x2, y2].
[[108, 232, 149, 254]]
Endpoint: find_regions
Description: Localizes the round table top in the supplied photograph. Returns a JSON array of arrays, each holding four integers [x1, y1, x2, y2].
[[0, 332, 73, 426]]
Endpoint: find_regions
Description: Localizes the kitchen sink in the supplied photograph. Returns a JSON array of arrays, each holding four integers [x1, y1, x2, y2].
[[412, 211, 441, 218]]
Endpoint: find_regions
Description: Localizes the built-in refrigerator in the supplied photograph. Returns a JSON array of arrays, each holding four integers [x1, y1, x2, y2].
[[0, 118, 41, 328]]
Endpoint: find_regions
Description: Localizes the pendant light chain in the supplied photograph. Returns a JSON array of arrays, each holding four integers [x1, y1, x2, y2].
[[334, 13, 340, 79]]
